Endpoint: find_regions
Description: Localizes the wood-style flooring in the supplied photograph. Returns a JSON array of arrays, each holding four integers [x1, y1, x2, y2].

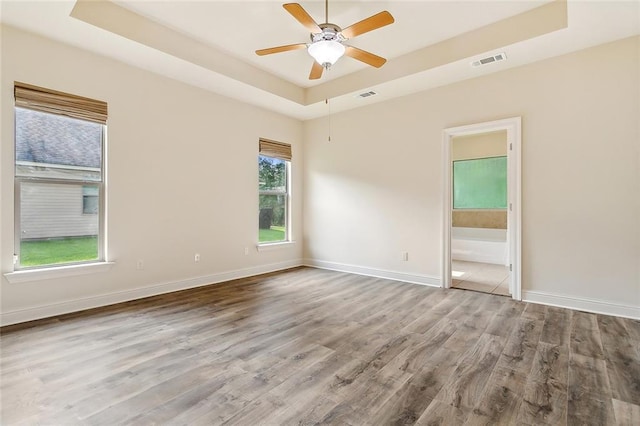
[[1, 267, 639, 425]]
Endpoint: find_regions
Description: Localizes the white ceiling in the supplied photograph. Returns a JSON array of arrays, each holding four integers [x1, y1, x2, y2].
[[1, 1, 639, 120], [114, 0, 553, 87]]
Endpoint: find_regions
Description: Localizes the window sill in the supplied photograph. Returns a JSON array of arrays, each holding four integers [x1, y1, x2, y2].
[[4, 262, 115, 283], [257, 241, 296, 252]]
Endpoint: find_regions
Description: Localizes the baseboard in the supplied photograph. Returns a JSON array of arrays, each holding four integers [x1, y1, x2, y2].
[[523, 290, 640, 320], [0, 259, 303, 326], [304, 258, 441, 287], [6, 261, 635, 326]]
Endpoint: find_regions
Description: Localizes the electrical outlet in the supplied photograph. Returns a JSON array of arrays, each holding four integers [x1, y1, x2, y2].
[[194, 253, 200, 262], [244, 247, 249, 255], [401, 252, 409, 261], [136, 259, 144, 270]]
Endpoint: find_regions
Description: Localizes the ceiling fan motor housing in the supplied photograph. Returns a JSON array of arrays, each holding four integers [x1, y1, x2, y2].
[[310, 23, 345, 43]]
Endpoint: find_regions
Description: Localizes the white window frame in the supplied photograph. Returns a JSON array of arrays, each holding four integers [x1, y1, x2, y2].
[[258, 155, 291, 245], [82, 185, 100, 215]]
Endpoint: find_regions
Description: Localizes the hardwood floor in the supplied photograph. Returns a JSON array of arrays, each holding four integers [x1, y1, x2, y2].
[[1, 267, 639, 425]]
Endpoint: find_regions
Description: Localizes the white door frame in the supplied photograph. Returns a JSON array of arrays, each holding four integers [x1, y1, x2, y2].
[[442, 117, 522, 301]]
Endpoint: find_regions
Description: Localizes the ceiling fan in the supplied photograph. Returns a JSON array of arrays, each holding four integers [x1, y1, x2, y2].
[[256, 1, 394, 80]]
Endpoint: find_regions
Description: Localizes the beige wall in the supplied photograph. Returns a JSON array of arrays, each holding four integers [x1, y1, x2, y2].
[[1, 25, 638, 321], [452, 130, 507, 161], [303, 36, 640, 309], [0, 26, 303, 320]]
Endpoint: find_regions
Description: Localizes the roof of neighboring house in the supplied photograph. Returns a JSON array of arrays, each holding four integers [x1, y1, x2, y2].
[[15, 107, 102, 169]]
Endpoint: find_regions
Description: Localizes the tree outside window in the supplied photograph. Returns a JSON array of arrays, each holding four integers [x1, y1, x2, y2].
[[258, 155, 288, 243]]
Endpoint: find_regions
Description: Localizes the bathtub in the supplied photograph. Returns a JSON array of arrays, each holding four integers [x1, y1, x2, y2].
[[451, 227, 508, 265]]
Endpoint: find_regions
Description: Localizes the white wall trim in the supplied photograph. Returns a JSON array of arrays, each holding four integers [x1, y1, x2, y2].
[[523, 290, 640, 320], [4, 261, 637, 326], [4, 261, 116, 283], [442, 117, 522, 301], [304, 258, 441, 287], [0, 259, 303, 326], [256, 241, 296, 252]]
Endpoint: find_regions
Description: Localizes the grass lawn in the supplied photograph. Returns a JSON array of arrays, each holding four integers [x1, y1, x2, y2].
[[259, 226, 285, 243], [21, 236, 98, 267]]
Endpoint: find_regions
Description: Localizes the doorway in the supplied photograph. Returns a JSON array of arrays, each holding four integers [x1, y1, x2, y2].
[[442, 117, 521, 300]]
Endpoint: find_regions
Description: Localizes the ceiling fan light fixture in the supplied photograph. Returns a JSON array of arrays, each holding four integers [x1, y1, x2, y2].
[[308, 40, 345, 67]]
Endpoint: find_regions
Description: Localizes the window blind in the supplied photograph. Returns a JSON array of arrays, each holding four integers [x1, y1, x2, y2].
[[14, 82, 108, 124], [259, 138, 292, 161]]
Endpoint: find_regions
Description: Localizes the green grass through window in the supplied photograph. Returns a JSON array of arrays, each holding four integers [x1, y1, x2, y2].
[[20, 236, 98, 267], [259, 226, 286, 243]]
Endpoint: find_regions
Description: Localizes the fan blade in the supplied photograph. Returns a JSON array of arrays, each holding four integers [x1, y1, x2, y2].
[[256, 43, 307, 56], [309, 61, 324, 80], [341, 11, 394, 39], [344, 46, 386, 68], [283, 3, 321, 33]]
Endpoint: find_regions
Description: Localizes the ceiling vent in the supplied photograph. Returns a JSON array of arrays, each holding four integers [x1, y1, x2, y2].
[[471, 52, 506, 68], [356, 90, 378, 99]]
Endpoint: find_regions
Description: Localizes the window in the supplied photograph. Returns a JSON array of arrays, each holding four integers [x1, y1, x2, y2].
[[453, 156, 507, 209], [258, 139, 291, 244], [14, 82, 107, 269], [83, 186, 99, 214]]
